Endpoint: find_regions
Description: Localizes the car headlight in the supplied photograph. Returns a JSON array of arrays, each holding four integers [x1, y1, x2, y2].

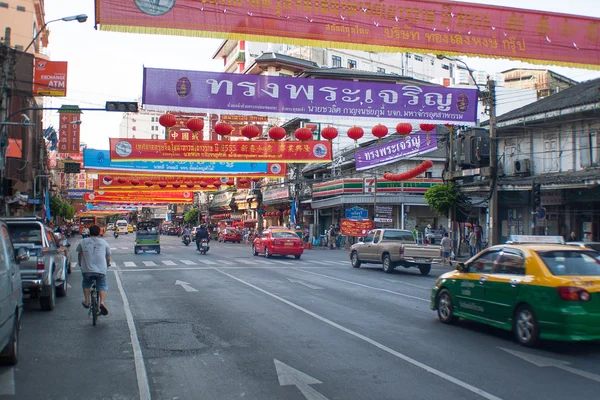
[[434, 278, 442, 288]]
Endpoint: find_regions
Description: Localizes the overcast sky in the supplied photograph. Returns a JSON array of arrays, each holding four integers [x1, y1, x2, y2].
[[44, 0, 600, 150]]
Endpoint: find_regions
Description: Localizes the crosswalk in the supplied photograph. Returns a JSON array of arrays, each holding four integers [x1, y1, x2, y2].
[[71, 258, 348, 269]]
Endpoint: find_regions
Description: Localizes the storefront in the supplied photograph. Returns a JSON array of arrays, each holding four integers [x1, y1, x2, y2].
[[261, 186, 290, 229]]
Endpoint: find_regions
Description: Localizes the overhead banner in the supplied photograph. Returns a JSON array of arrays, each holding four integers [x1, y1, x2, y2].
[[142, 68, 478, 124], [83, 148, 286, 176], [33, 59, 68, 96], [94, 175, 224, 190], [84, 191, 194, 203], [355, 131, 438, 171], [109, 138, 332, 163], [58, 106, 82, 154], [95, 0, 600, 70], [341, 219, 375, 237]]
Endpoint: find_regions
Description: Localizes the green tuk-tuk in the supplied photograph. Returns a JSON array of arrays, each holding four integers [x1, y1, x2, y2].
[[135, 221, 160, 254]]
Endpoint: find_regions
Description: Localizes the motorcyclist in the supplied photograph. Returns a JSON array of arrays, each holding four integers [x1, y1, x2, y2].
[[195, 224, 210, 251]]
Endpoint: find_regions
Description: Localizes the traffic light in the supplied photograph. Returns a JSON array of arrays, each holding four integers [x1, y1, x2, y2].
[[105, 101, 138, 112], [64, 161, 80, 174], [532, 183, 542, 208]]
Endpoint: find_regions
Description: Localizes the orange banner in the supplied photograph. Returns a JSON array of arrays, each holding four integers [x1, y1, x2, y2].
[[95, 175, 222, 190], [58, 109, 82, 154], [84, 191, 194, 203], [33, 59, 68, 96], [110, 138, 332, 163], [96, 0, 600, 69], [341, 219, 375, 237]]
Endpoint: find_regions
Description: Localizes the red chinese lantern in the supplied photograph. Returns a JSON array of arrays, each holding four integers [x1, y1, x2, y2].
[[104, 175, 113, 183], [199, 181, 208, 188], [347, 126, 364, 143], [186, 118, 204, 132], [131, 179, 139, 186], [268, 126, 286, 141], [241, 124, 261, 140], [420, 123, 436, 132], [159, 113, 177, 128], [185, 182, 195, 188], [383, 160, 434, 181], [158, 182, 167, 188], [172, 181, 181, 188], [395, 123, 413, 136], [212, 180, 222, 188], [238, 178, 249, 185], [251, 177, 260, 183], [225, 178, 234, 186], [117, 177, 126, 184], [295, 127, 313, 142], [372, 124, 388, 141], [321, 126, 338, 142], [214, 122, 233, 137], [276, 211, 282, 217], [145, 181, 153, 187]]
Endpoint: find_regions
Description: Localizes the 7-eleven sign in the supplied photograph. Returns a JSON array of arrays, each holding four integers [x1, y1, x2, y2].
[[364, 178, 376, 193]]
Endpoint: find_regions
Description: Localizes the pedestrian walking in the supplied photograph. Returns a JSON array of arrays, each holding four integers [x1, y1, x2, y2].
[[440, 232, 452, 266]]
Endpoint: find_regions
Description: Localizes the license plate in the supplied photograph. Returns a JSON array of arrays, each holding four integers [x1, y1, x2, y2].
[[202, 243, 208, 247], [285, 242, 293, 246]]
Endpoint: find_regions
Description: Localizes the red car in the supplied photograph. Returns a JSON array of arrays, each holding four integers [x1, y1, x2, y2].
[[252, 229, 304, 259], [220, 228, 242, 243]]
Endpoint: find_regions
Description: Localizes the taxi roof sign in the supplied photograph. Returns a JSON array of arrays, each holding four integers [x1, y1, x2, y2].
[[507, 235, 565, 245]]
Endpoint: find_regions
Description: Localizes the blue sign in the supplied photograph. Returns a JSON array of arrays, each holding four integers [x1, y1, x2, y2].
[[345, 206, 368, 221], [83, 149, 272, 175], [257, 209, 266, 215], [27, 198, 43, 205], [67, 189, 93, 199]]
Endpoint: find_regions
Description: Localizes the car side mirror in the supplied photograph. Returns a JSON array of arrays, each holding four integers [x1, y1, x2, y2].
[[456, 262, 467, 272], [16, 247, 29, 262]]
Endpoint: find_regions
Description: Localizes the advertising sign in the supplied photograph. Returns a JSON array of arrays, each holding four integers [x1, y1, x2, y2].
[[58, 107, 82, 154], [67, 189, 93, 199], [262, 187, 290, 203], [33, 60, 67, 96], [355, 131, 438, 171], [96, 1, 600, 69], [345, 206, 368, 221], [84, 191, 194, 203], [142, 68, 478, 125], [375, 206, 393, 223], [109, 138, 332, 164], [83, 148, 286, 176], [341, 219, 375, 237]]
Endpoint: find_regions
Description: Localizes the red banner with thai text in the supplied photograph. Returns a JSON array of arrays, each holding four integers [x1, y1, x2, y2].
[[84, 191, 194, 203], [341, 219, 375, 237], [109, 138, 332, 163], [95, 0, 600, 69]]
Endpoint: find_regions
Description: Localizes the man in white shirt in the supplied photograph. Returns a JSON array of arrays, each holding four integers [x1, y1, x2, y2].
[[77, 225, 112, 315]]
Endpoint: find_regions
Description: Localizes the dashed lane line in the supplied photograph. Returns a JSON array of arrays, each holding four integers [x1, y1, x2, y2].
[[142, 261, 157, 267], [123, 261, 137, 268], [180, 260, 197, 265], [162, 260, 176, 266]]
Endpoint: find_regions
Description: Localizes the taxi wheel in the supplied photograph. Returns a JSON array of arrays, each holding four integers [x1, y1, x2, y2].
[[513, 305, 540, 347], [437, 289, 457, 324], [252, 245, 259, 256]]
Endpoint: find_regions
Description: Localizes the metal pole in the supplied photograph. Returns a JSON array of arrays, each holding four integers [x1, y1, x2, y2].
[[401, 203, 405, 230], [488, 79, 499, 245], [33, 174, 49, 215], [373, 175, 377, 229]]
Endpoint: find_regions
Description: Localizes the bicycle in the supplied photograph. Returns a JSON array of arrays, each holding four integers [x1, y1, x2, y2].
[[88, 275, 101, 326]]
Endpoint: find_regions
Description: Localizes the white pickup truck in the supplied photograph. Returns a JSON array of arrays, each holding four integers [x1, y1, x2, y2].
[[349, 229, 441, 275]]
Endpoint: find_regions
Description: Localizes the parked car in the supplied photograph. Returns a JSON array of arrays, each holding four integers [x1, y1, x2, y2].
[[431, 236, 600, 346], [2, 217, 68, 311], [0, 220, 28, 365], [253, 229, 304, 259], [349, 229, 441, 275], [220, 228, 242, 243]]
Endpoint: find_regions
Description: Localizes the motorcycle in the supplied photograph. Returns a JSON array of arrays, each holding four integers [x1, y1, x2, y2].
[[182, 234, 191, 246], [198, 239, 209, 254], [113, 231, 119, 239]]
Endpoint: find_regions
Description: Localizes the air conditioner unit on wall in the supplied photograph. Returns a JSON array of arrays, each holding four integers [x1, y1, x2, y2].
[[514, 159, 531, 176]]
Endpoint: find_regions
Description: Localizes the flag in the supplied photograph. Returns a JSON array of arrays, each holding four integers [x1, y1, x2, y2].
[[44, 189, 51, 222]]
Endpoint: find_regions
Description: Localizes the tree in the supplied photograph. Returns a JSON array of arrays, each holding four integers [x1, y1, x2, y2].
[[424, 183, 461, 217], [63, 204, 75, 220], [50, 196, 63, 219], [184, 208, 199, 224]]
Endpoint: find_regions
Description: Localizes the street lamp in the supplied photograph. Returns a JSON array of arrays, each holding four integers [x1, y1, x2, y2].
[[21, 14, 88, 55]]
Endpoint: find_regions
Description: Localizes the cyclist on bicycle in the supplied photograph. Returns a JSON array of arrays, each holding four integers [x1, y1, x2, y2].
[[77, 224, 111, 315]]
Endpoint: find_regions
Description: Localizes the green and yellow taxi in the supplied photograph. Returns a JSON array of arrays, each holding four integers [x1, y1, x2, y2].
[[430, 236, 600, 346]]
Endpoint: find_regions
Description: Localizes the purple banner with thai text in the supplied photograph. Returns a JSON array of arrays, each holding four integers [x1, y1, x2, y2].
[[355, 131, 438, 171], [142, 68, 478, 125]]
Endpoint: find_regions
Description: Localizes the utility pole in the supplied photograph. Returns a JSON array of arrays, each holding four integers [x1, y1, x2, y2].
[[487, 79, 499, 246]]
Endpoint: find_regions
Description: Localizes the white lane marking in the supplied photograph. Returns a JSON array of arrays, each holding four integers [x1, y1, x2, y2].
[[180, 260, 197, 265], [123, 262, 137, 268], [110, 247, 118, 250], [260, 260, 275, 265], [197, 259, 217, 265], [218, 260, 235, 266], [142, 261, 157, 267], [117, 266, 339, 273], [293, 268, 428, 302], [310, 261, 337, 266], [215, 268, 501, 400], [287, 278, 324, 290], [120, 247, 129, 250], [162, 260, 177, 266], [114, 271, 151, 400], [270, 260, 293, 265], [274, 359, 328, 400], [382, 278, 431, 290], [0, 368, 15, 396], [175, 280, 198, 292], [236, 259, 256, 265]]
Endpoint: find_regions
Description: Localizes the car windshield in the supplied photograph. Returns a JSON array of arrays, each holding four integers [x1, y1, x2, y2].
[[8, 224, 43, 245], [383, 231, 415, 242], [585, 243, 600, 252], [272, 231, 298, 239], [537, 250, 600, 276]]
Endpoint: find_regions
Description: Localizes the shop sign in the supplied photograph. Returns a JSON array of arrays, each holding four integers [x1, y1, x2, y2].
[[211, 192, 233, 208], [141, 68, 478, 125], [375, 206, 393, 223], [341, 219, 375, 237], [67, 189, 93, 199], [262, 187, 290, 203], [58, 107, 82, 154], [542, 191, 563, 206], [345, 206, 368, 221], [33, 60, 67, 97], [303, 210, 314, 216], [355, 131, 437, 171], [109, 138, 331, 164]]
